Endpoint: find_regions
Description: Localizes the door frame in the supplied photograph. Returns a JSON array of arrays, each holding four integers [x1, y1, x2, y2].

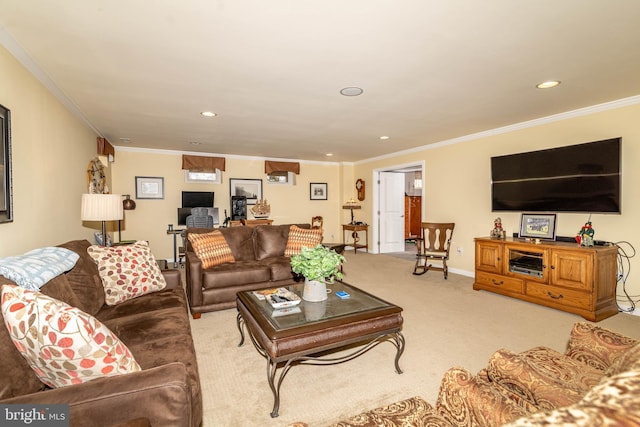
[[372, 160, 425, 254]]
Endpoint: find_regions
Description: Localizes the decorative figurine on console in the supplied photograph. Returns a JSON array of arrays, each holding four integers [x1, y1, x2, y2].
[[490, 217, 506, 239], [576, 221, 595, 247]]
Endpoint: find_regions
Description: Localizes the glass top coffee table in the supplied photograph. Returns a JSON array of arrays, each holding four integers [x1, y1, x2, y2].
[[236, 280, 404, 418]]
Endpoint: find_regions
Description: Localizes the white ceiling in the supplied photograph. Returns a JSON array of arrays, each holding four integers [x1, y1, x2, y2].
[[1, 1, 639, 162]]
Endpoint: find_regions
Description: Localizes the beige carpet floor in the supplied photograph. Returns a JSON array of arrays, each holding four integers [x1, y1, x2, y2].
[[188, 252, 640, 427]]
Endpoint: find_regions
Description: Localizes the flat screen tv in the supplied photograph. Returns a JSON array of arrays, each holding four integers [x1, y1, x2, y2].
[[182, 191, 214, 208], [491, 138, 621, 213]]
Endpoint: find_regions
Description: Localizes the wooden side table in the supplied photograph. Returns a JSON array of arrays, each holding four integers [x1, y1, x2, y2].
[[342, 224, 369, 253]]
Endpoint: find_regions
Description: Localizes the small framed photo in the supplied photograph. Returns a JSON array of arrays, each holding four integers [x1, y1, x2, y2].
[[519, 213, 557, 240], [230, 178, 263, 205], [310, 182, 328, 200], [135, 176, 164, 199]]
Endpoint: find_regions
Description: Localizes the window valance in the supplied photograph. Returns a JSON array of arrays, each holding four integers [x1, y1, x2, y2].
[[97, 137, 114, 160], [181, 155, 226, 172], [264, 161, 300, 175]]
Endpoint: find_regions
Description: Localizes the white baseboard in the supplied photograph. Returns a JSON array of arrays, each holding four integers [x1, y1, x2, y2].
[[618, 304, 640, 316]]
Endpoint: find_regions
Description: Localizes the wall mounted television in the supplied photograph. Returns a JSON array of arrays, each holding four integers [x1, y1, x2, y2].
[[182, 191, 214, 208], [491, 137, 621, 213]]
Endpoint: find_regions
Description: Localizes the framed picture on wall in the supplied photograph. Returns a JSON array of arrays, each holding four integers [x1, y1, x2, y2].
[[230, 178, 262, 205], [135, 176, 164, 199], [310, 182, 327, 200]]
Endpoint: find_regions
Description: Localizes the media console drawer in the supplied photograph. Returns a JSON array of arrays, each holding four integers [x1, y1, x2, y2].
[[475, 271, 523, 294], [525, 282, 591, 310]]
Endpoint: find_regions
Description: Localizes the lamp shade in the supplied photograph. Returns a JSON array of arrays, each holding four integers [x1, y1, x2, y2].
[[81, 194, 123, 221]]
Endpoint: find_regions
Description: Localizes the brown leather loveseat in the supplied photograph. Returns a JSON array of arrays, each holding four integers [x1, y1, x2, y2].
[[185, 223, 315, 317], [0, 240, 202, 427]]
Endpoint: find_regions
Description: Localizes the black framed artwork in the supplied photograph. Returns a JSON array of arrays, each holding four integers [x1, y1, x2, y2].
[[0, 104, 12, 223]]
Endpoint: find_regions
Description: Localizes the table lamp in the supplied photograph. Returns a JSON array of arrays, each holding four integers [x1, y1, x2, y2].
[[81, 194, 123, 246], [342, 199, 361, 225]]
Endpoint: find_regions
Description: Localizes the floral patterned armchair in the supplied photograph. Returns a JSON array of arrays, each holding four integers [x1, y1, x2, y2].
[[330, 322, 640, 427]]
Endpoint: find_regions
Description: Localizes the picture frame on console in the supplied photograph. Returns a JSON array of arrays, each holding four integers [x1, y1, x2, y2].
[[519, 213, 557, 240], [230, 178, 262, 205]]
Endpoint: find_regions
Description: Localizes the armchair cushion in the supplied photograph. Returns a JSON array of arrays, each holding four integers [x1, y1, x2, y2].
[[1, 285, 140, 388], [566, 322, 638, 370], [87, 241, 166, 306], [504, 369, 640, 427], [486, 347, 603, 410], [187, 230, 235, 268], [435, 367, 533, 426], [284, 225, 323, 257]]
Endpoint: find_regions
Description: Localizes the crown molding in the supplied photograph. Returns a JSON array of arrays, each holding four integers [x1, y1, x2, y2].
[[357, 95, 640, 165], [115, 145, 342, 166]]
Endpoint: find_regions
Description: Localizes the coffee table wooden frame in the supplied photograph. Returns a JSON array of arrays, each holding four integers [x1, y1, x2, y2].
[[236, 284, 404, 418]]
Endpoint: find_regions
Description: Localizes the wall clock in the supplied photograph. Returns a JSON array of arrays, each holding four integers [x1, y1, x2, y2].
[[356, 178, 365, 201], [87, 158, 107, 194]]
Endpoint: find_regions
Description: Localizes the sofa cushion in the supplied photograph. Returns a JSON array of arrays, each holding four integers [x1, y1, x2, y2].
[[284, 225, 323, 257], [255, 225, 291, 260], [566, 322, 638, 370], [217, 226, 257, 261], [202, 261, 271, 289], [486, 347, 603, 411], [0, 247, 79, 291], [261, 256, 296, 281], [503, 369, 640, 427], [58, 240, 106, 315], [188, 230, 235, 268], [1, 285, 141, 388], [87, 241, 166, 306]]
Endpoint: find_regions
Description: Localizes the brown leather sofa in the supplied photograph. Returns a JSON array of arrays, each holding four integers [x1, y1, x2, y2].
[[185, 224, 310, 317], [330, 322, 640, 426], [0, 240, 202, 427]]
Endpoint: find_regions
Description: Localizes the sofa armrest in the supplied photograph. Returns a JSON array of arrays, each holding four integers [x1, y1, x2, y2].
[[566, 322, 639, 370], [3, 363, 195, 427], [185, 251, 203, 309], [161, 269, 182, 290]]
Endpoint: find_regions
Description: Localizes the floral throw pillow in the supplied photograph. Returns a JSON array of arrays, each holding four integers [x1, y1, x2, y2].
[[188, 230, 235, 269], [87, 241, 166, 306], [284, 225, 323, 257], [1, 285, 141, 388]]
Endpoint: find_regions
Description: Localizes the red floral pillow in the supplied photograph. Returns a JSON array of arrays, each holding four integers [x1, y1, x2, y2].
[[87, 240, 166, 305], [1, 285, 140, 388]]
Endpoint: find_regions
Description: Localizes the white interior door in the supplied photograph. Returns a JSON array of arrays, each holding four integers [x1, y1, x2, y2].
[[379, 172, 406, 253]]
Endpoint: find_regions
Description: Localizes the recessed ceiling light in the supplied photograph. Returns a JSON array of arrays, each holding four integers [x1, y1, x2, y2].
[[379, 136, 390, 140], [536, 81, 561, 89], [189, 141, 202, 145], [325, 153, 334, 157], [340, 87, 364, 96], [200, 111, 217, 117], [119, 137, 131, 143]]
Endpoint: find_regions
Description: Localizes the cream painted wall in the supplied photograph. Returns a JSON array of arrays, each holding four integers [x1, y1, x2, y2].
[[355, 102, 640, 297], [111, 149, 343, 261], [0, 46, 98, 256]]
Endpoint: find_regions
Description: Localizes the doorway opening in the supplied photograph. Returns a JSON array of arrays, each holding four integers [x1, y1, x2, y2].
[[372, 161, 424, 257]]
